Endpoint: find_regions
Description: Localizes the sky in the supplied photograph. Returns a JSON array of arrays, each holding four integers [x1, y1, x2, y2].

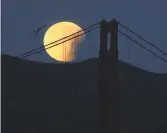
[[2, 0, 167, 73]]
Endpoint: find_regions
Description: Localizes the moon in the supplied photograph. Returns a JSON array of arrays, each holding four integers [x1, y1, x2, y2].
[[43, 21, 85, 62]]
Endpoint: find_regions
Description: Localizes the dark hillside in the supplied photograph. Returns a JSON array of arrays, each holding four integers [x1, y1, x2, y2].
[[2, 54, 167, 133]]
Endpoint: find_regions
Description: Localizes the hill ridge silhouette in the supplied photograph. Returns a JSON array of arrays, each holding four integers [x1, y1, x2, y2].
[[1, 54, 167, 133], [2, 54, 167, 74]]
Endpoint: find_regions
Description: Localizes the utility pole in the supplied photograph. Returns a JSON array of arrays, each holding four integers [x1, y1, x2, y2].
[[98, 18, 121, 133]]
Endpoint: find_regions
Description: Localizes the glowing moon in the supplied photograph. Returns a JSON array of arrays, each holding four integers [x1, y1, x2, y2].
[[43, 21, 84, 62]]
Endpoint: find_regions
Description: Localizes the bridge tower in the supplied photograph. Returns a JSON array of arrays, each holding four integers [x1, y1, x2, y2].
[[98, 18, 121, 133]]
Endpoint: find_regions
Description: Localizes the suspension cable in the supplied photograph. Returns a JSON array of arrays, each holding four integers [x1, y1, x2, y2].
[[118, 30, 167, 63], [17, 21, 101, 58], [118, 21, 167, 56], [20, 26, 100, 59]]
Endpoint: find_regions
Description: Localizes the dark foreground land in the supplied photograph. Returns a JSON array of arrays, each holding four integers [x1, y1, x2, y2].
[[1, 54, 167, 133]]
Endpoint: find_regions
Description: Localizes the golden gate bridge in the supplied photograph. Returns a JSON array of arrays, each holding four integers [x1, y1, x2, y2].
[[16, 18, 167, 133], [17, 18, 167, 63]]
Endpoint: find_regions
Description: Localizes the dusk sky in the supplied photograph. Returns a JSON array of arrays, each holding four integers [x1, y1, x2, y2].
[[2, 0, 167, 73]]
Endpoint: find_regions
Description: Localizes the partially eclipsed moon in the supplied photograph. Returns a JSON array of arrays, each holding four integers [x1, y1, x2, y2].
[[43, 21, 84, 62]]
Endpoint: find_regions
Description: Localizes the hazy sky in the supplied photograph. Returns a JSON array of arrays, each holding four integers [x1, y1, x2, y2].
[[2, 0, 167, 73]]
